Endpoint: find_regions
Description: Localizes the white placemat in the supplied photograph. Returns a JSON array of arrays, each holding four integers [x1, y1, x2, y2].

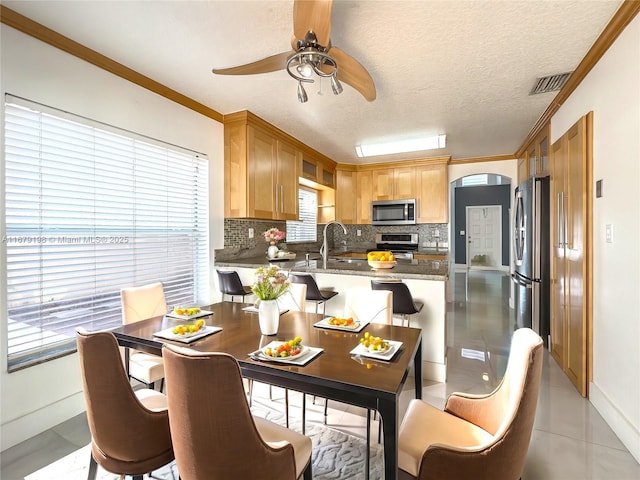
[[153, 325, 222, 343]]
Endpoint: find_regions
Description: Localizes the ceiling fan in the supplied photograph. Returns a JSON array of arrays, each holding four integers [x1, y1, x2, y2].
[[211, 0, 376, 102]]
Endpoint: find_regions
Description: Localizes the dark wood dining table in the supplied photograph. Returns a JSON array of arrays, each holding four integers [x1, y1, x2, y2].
[[111, 301, 422, 479]]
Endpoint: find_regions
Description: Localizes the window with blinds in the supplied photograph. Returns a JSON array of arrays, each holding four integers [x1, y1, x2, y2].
[[3, 95, 210, 370], [286, 186, 317, 243]]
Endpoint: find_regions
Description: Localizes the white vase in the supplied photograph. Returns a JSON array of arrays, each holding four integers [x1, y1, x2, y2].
[[267, 245, 279, 259], [258, 299, 279, 335]]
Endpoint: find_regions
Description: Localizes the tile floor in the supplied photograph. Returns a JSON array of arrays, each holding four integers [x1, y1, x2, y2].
[[2, 269, 639, 479]]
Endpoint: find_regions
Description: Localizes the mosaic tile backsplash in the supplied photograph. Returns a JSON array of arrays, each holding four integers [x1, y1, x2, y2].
[[218, 219, 448, 260]]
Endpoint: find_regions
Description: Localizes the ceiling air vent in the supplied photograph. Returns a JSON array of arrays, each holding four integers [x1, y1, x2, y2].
[[530, 72, 572, 95]]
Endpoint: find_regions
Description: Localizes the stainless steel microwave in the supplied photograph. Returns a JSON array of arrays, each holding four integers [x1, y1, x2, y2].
[[371, 199, 416, 225]]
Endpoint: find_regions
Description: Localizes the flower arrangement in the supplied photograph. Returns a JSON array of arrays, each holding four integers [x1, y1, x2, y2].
[[263, 227, 286, 246], [251, 265, 290, 300]]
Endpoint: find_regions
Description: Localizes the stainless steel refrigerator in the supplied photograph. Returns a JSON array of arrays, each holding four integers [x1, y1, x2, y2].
[[512, 176, 550, 346]]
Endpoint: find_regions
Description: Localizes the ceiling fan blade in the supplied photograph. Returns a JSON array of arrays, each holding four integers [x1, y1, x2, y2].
[[212, 51, 292, 75], [329, 47, 376, 102], [293, 0, 333, 47]]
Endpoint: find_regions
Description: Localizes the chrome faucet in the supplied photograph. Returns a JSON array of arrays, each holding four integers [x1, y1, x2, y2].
[[320, 220, 347, 269]]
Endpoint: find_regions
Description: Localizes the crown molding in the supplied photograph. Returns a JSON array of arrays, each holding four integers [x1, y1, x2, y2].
[[0, 5, 224, 123], [514, 0, 640, 158]]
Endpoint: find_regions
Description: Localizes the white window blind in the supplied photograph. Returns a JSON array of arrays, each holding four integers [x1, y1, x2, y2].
[[3, 96, 210, 370], [286, 187, 317, 243]]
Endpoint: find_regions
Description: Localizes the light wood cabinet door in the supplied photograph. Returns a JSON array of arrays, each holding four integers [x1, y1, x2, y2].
[[276, 141, 299, 220], [517, 156, 528, 184], [550, 114, 590, 397], [394, 167, 416, 199], [356, 170, 373, 223], [372, 168, 394, 201], [336, 169, 357, 224], [248, 126, 277, 219], [224, 122, 248, 218], [415, 163, 448, 223]]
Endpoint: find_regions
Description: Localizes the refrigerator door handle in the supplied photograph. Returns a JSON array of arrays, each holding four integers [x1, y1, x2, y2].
[[511, 273, 533, 288]]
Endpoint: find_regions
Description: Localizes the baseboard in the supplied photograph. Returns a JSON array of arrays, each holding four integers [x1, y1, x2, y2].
[[1, 392, 86, 451], [589, 381, 640, 463], [423, 360, 446, 383]]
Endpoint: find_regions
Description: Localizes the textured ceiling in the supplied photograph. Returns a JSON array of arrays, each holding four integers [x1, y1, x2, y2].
[[3, 0, 622, 164]]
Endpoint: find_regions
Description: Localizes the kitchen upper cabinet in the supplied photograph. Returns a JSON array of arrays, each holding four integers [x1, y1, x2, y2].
[[415, 161, 448, 223], [336, 168, 373, 224], [301, 155, 335, 188], [224, 115, 299, 220], [372, 167, 416, 200], [550, 113, 591, 397], [356, 170, 373, 223], [336, 168, 356, 224], [518, 124, 551, 184]]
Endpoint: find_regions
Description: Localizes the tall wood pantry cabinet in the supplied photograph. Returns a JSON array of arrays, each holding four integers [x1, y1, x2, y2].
[[550, 112, 592, 397]]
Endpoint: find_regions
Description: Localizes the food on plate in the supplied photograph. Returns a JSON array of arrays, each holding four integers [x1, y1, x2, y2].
[[173, 307, 201, 317], [172, 318, 205, 335], [359, 332, 390, 352], [367, 251, 395, 262], [264, 336, 303, 358], [328, 317, 355, 327]]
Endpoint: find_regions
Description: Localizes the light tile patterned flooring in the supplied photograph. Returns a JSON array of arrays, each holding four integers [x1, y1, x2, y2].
[[2, 269, 639, 479]]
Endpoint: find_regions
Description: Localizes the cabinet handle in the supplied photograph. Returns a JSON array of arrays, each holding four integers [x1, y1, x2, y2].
[[275, 184, 279, 214], [280, 185, 284, 213]]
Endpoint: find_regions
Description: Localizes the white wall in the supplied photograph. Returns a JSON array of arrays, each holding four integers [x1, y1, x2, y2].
[[551, 15, 640, 462], [0, 25, 225, 450]]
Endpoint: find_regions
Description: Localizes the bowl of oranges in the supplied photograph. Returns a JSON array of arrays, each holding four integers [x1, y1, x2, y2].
[[367, 251, 397, 269]]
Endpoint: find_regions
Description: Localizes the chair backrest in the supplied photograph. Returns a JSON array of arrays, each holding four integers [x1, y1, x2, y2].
[[289, 273, 324, 301], [278, 282, 307, 312], [424, 328, 544, 480], [371, 280, 421, 315], [76, 329, 173, 474], [121, 282, 167, 325], [162, 344, 298, 479], [216, 269, 248, 296], [343, 288, 392, 324]]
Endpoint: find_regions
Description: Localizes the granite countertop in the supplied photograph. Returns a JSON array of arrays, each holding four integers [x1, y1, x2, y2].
[[215, 253, 450, 281]]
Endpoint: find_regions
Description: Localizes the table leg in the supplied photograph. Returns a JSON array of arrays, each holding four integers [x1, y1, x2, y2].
[[378, 398, 399, 480]]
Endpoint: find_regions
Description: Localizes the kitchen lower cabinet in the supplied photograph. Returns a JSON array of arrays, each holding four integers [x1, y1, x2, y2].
[[550, 112, 591, 397]]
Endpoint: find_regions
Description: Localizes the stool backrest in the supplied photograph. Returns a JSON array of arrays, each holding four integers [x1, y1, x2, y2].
[[217, 270, 248, 296], [371, 280, 421, 315], [289, 273, 324, 301]]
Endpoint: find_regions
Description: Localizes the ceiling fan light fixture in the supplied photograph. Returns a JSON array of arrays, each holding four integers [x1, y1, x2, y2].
[[330, 76, 343, 95], [355, 135, 447, 158], [297, 81, 308, 103], [296, 61, 314, 78]]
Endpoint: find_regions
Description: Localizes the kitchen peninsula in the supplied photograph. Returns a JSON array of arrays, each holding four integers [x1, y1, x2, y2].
[[215, 253, 449, 382]]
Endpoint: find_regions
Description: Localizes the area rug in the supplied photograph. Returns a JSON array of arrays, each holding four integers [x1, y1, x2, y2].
[[25, 401, 384, 480]]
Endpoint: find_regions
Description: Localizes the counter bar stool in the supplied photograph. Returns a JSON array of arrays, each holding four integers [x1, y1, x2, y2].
[[288, 273, 338, 316], [216, 269, 253, 302], [371, 279, 424, 327]]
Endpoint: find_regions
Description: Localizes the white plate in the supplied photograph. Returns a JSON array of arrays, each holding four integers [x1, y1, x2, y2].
[[250, 343, 324, 366], [314, 317, 368, 333], [153, 325, 222, 343], [257, 341, 309, 362], [349, 340, 403, 361], [166, 309, 213, 320]]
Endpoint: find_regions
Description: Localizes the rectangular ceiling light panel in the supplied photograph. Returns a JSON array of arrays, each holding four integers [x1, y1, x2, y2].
[[355, 134, 446, 158]]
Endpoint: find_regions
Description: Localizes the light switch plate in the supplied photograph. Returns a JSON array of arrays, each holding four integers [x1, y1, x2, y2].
[[248, 228, 254, 239], [460, 230, 465, 235]]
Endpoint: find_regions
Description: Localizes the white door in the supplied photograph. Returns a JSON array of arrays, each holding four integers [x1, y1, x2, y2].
[[466, 205, 502, 270]]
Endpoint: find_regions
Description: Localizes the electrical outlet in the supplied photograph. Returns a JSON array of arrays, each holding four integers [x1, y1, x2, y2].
[[434, 230, 440, 237], [605, 224, 613, 243], [357, 229, 362, 236], [248, 228, 254, 239]]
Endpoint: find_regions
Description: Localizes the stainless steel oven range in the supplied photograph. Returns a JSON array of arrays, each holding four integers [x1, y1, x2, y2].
[[372, 233, 419, 260]]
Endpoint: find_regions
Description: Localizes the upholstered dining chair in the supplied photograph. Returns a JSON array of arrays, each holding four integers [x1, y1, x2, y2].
[[162, 344, 313, 480], [121, 282, 167, 391], [398, 327, 544, 480], [216, 269, 253, 302], [371, 279, 424, 327], [76, 328, 174, 480]]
